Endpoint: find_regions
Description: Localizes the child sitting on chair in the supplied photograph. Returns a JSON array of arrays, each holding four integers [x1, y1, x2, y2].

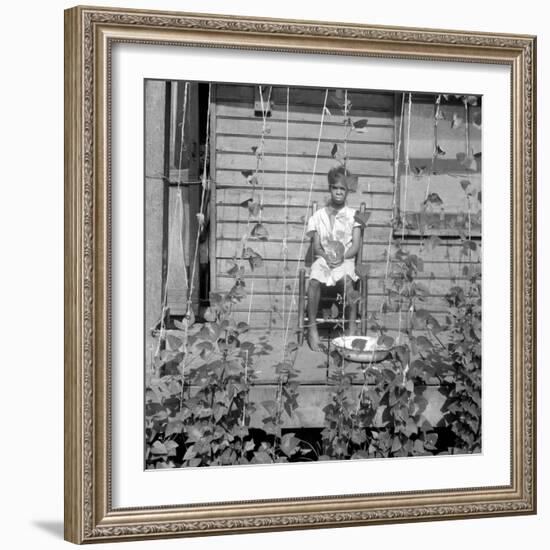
[[306, 166, 362, 351]]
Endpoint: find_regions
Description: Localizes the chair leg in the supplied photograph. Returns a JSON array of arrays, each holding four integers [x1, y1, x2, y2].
[[297, 268, 306, 345], [360, 274, 368, 335]]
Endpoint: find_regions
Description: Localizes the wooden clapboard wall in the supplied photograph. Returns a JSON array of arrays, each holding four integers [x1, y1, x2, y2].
[[211, 85, 481, 336], [212, 84, 395, 333], [392, 96, 482, 334]]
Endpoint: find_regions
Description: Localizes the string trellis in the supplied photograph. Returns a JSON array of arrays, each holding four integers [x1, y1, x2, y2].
[[381, 92, 406, 314], [245, 85, 272, 325], [283, 89, 330, 347], [281, 87, 290, 363]]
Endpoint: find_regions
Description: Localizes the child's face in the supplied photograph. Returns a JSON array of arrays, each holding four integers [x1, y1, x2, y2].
[[329, 179, 348, 206]]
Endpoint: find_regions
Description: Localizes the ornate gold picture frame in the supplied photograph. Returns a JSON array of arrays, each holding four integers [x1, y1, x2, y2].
[[64, 5, 536, 544]]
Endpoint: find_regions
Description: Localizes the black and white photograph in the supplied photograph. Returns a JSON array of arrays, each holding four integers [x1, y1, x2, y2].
[[144, 80, 482, 468]]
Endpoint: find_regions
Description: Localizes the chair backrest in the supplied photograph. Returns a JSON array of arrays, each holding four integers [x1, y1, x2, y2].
[[356, 202, 366, 264]]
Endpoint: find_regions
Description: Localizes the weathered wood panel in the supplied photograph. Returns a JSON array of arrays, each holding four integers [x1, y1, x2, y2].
[[216, 193, 393, 216], [215, 84, 394, 110], [216, 153, 393, 176], [217, 135, 394, 158], [216, 118, 394, 143], [216, 104, 394, 126], [215, 171, 394, 188]]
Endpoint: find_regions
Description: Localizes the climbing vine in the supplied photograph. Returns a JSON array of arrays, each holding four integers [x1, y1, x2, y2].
[[145, 85, 482, 468]]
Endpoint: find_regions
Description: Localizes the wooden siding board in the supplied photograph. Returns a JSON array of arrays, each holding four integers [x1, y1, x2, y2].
[[216, 192, 392, 213], [215, 84, 394, 109], [216, 103, 393, 125], [216, 117, 394, 142], [215, 153, 393, 176], [216, 135, 394, 158]]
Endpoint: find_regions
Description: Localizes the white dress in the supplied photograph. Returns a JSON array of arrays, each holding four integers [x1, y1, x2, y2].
[[306, 205, 360, 286]]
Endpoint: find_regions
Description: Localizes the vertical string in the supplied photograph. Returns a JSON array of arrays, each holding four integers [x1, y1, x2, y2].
[[424, 94, 441, 204], [397, 93, 413, 341], [186, 83, 211, 321], [246, 85, 272, 325], [382, 93, 406, 296], [401, 93, 413, 241], [176, 82, 191, 292], [281, 87, 290, 361], [284, 89, 329, 344]]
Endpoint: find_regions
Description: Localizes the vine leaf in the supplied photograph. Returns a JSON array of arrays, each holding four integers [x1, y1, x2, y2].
[[285, 341, 299, 354], [423, 193, 443, 207], [473, 112, 482, 129], [344, 174, 358, 192], [330, 303, 339, 319], [378, 335, 395, 349], [330, 143, 338, 158], [237, 321, 250, 333], [248, 202, 261, 217], [226, 262, 244, 278], [460, 179, 471, 192], [416, 335, 432, 350], [434, 144, 446, 156], [353, 118, 368, 132], [280, 433, 300, 457], [456, 152, 478, 171], [425, 235, 441, 251], [351, 338, 366, 351], [261, 400, 278, 417], [354, 210, 371, 226], [243, 247, 263, 270], [252, 451, 273, 464], [462, 240, 477, 253], [451, 112, 463, 129], [412, 165, 427, 177], [166, 334, 182, 351], [251, 222, 269, 240], [241, 170, 258, 185]]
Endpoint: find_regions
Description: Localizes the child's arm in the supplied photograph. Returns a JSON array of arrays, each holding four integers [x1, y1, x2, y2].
[[312, 231, 329, 262], [343, 226, 361, 260]]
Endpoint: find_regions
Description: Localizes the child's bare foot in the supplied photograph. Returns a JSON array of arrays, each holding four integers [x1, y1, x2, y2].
[[308, 324, 321, 352]]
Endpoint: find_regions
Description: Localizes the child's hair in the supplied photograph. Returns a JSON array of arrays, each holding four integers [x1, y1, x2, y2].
[[327, 165, 350, 188]]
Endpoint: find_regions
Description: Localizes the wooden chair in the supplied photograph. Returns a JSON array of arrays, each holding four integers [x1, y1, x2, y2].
[[297, 202, 369, 345]]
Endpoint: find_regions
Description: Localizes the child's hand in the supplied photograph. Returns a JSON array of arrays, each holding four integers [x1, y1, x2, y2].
[[327, 257, 344, 269], [325, 240, 345, 268]]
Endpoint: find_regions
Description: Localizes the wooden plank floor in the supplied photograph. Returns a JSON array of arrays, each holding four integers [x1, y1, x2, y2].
[[181, 327, 449, 428]]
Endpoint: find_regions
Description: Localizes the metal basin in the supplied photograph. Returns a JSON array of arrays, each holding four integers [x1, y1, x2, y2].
[[331, 335, 391, 363]]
